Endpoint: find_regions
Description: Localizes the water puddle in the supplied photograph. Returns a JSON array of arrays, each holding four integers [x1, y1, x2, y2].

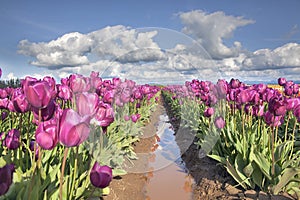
[[144, 113, 195, 200]]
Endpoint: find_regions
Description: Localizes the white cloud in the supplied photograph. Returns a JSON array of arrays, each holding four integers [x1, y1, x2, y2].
[[178, 10, 254, 59]]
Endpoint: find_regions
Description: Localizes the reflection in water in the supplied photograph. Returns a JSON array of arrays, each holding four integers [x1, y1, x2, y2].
[[145, 113, 194, 200]]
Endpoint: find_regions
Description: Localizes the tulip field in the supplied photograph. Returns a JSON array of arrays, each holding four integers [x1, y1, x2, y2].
[[0, 66, 299, 199]]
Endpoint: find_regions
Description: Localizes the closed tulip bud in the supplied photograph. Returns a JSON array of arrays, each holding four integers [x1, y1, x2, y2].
[[214, 116, 225, 129], [76, 92, 99, 117], [23, 77, 55, 109], [90, 162, 112, 188], [95, 102, 114, 127], [3, 129, 20, 150], [229, 78, 241, 89], [0, 164, 15, 195], [35, 120, 58, 150], [58, 109, 90, 147], [204, 107, 214, 118]]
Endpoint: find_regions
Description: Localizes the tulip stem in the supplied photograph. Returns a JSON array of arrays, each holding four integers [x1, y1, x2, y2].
[[69, 146, 79, 200], [60, 147, 69, 200]]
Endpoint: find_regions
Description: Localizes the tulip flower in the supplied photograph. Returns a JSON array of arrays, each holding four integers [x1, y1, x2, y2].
[[278, 77, 286, 86], [102, 90, 114, 104], [214, 116, 225, 129], [0, 164, 15, 195], [90, 162, 112, 188], [264, 111, 283, 127], [204, 107, 214, 118], [32, 100, 56, 122], [95, 102, 114, 127], [11, 88, 29, 113], [69, 74, 91, 93], [57, 84, 72, 101], [58, 109, 90, 147], [293, 105, 300, 122], [131, 113, 141, 123], [229, 78, 241, 89], [23, 77, 55, 109], [35, 120, 58, 150], [76, 92, 99, 117], [90, 71, 102, 90], [3, 129, 20, 150], [268, 97, 286, 116]]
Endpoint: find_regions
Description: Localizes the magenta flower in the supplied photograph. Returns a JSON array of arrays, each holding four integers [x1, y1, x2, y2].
[[90, 71, 102, 90], [23, 77, 55, 109], [76, 92, 99, 117], [214, 116, 225, 129], [102, 90, 114, 104], [0, 164, 15, 195], [32, 100, 56, 122], [131, 113, 141, 123], [58, 109, 90, 147], [3, 129, 20, 150], [278, 77, 286, 86], [229, 78, 241, 89], [204, 107, 214, 118], [35, 120, 58, 150], [69, 74, 91, 93], [95, 102, 114, 127], [264, 111, 283, 127], [11, 88, 29, 113], [268, 97, 286, 116], [293, 105, 300, 122], [57, 84, 72, 101], [90, 162, 112, 188]]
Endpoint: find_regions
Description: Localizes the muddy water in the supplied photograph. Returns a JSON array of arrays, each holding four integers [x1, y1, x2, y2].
[[145, 113, 194, 200]]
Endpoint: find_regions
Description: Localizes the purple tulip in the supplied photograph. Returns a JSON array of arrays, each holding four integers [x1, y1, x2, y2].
[[58, 109, 90, 147], [229, 78, 241, 89], [292, 84, 299, 95], [69, 74, 91, 93], [204, 107, 214, 118], [0, 68, 2, 79], [3, 129, 20, 150], [0, 88, 8, 99], [0, 98, 9, 109], [90, 162, 112, 188], [43, 76, 57, 98], [90, 71, 102, 90], [293, 105, 300, 122], [268, 97, 286, 116], [29, 140, 39, 160], [76, 92, 99, 117], [95, 102, 114, 127], [23, 77, 55, 109], [237, 89, 251, 104], [32, 100, 56, 122], [11, 88, 29, 113], [0, 164, 15, 195], [131, 113, 141, 123], [102, 90, 114, 104], [1, 111, 8, 121], [264, 111, 283, 127], [278, 77, 286, 86], [35, 120, 58, 150]]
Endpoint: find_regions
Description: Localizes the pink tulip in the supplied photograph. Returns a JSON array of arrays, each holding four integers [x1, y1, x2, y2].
[[11, 88, 29, 113], [131, 113, 141, 123], [214, 116, 225, 129], [58, 109, 90, 147], [35, 120, 58, 150], [204, 107, 214, 118], [69, 74, 91, 93], [23, 76, 55, 109], [57, 84, 72, 101], [75, 92, 99, 117], [95, 102, 114, 127]]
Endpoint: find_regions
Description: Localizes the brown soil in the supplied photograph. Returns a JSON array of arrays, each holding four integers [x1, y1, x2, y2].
[[102, 97, 297, 200]]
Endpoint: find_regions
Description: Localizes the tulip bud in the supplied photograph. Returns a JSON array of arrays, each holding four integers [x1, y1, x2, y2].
[[278, 77, 286, 86], [3, 129, 20, 150], [69, 74, 91, 93], [214, 116, 225, 129], [35, 120, 58, 150], [0, 164, 15, 195], [90, 162, 112, 188], [131, 113, 141, 123], [204, 107, 214, 118], [57, 84, 72, 101], [58, 109, 90, 147]]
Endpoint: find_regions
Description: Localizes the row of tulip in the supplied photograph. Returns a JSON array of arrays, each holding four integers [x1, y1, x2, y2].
[[0, 69, 160, 200], [162, 78, 300, 198]]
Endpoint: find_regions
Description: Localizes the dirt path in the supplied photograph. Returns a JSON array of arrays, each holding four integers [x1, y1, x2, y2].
[[102, 103, 164, 200], [102, 97, 296, 200]]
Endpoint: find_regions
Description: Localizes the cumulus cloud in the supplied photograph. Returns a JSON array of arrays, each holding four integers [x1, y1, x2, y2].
[[242, 43, 300, 69], [178, 10, 254, 59]]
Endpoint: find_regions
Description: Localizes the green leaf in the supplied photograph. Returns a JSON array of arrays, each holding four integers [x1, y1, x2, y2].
[[225, 158, 247, 189], [273, 167, 300, 194], [251, 151, 272, 180], [112, 168, 127, 176]]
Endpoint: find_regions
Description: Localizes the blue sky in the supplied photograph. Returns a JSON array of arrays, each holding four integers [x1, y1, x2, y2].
[[1, 0, 300, 84]]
